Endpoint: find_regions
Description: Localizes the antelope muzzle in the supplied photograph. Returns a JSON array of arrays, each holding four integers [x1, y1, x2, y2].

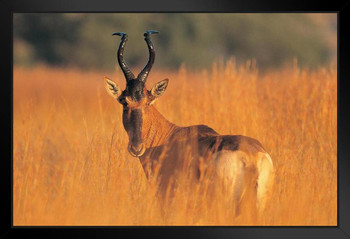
[[128, 141, 146, 157]]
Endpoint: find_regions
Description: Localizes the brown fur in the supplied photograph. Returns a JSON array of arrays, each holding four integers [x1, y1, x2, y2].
[[137, 105, 268, 199], [104, 76, 274, 215]]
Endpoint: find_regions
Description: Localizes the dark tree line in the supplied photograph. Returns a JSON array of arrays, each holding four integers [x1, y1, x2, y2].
[[14, 13, 336, 70]]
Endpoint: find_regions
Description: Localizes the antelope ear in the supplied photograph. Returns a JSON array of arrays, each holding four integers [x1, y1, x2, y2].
[[150, 79, 169, 98], [104, 76, 121, 98]]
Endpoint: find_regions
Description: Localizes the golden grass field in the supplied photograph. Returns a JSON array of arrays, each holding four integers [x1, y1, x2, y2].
[[13, 59, 337, 226]]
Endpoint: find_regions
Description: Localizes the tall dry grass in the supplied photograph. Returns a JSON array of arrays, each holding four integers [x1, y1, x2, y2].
[[13, 60, 337, 226]]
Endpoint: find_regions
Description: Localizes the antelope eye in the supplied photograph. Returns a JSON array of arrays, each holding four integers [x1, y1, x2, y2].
[[118, 97, 127, 106]]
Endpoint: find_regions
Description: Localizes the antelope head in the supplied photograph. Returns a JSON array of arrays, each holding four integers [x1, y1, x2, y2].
[[104, 31, 169, 157]]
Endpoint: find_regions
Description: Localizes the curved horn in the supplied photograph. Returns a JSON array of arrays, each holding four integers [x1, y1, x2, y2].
[[137, 30, 159, 82], [112, 32, 135, 81]]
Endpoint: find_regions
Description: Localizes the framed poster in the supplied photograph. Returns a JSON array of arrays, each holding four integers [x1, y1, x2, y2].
[[2, 0, 350, 238]]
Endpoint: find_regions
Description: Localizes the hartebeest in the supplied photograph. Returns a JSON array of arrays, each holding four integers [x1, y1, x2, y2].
[[104, 31, 274, 215]]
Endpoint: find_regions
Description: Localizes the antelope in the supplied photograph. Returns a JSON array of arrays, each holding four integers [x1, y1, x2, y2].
[[104, 30, 274, 215]]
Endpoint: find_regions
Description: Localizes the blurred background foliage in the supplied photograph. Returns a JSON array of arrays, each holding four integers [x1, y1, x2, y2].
[[13, 13, 336, 71]]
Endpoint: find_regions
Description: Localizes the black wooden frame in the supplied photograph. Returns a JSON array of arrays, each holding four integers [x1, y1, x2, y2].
[[2, 1, 349, 238]]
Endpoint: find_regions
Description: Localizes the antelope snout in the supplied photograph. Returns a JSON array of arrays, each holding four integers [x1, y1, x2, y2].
[[128, 142, 146, 157]]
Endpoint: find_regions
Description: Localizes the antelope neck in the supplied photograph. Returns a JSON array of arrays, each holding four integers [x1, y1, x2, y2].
[[143, 105, 178, 148]]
